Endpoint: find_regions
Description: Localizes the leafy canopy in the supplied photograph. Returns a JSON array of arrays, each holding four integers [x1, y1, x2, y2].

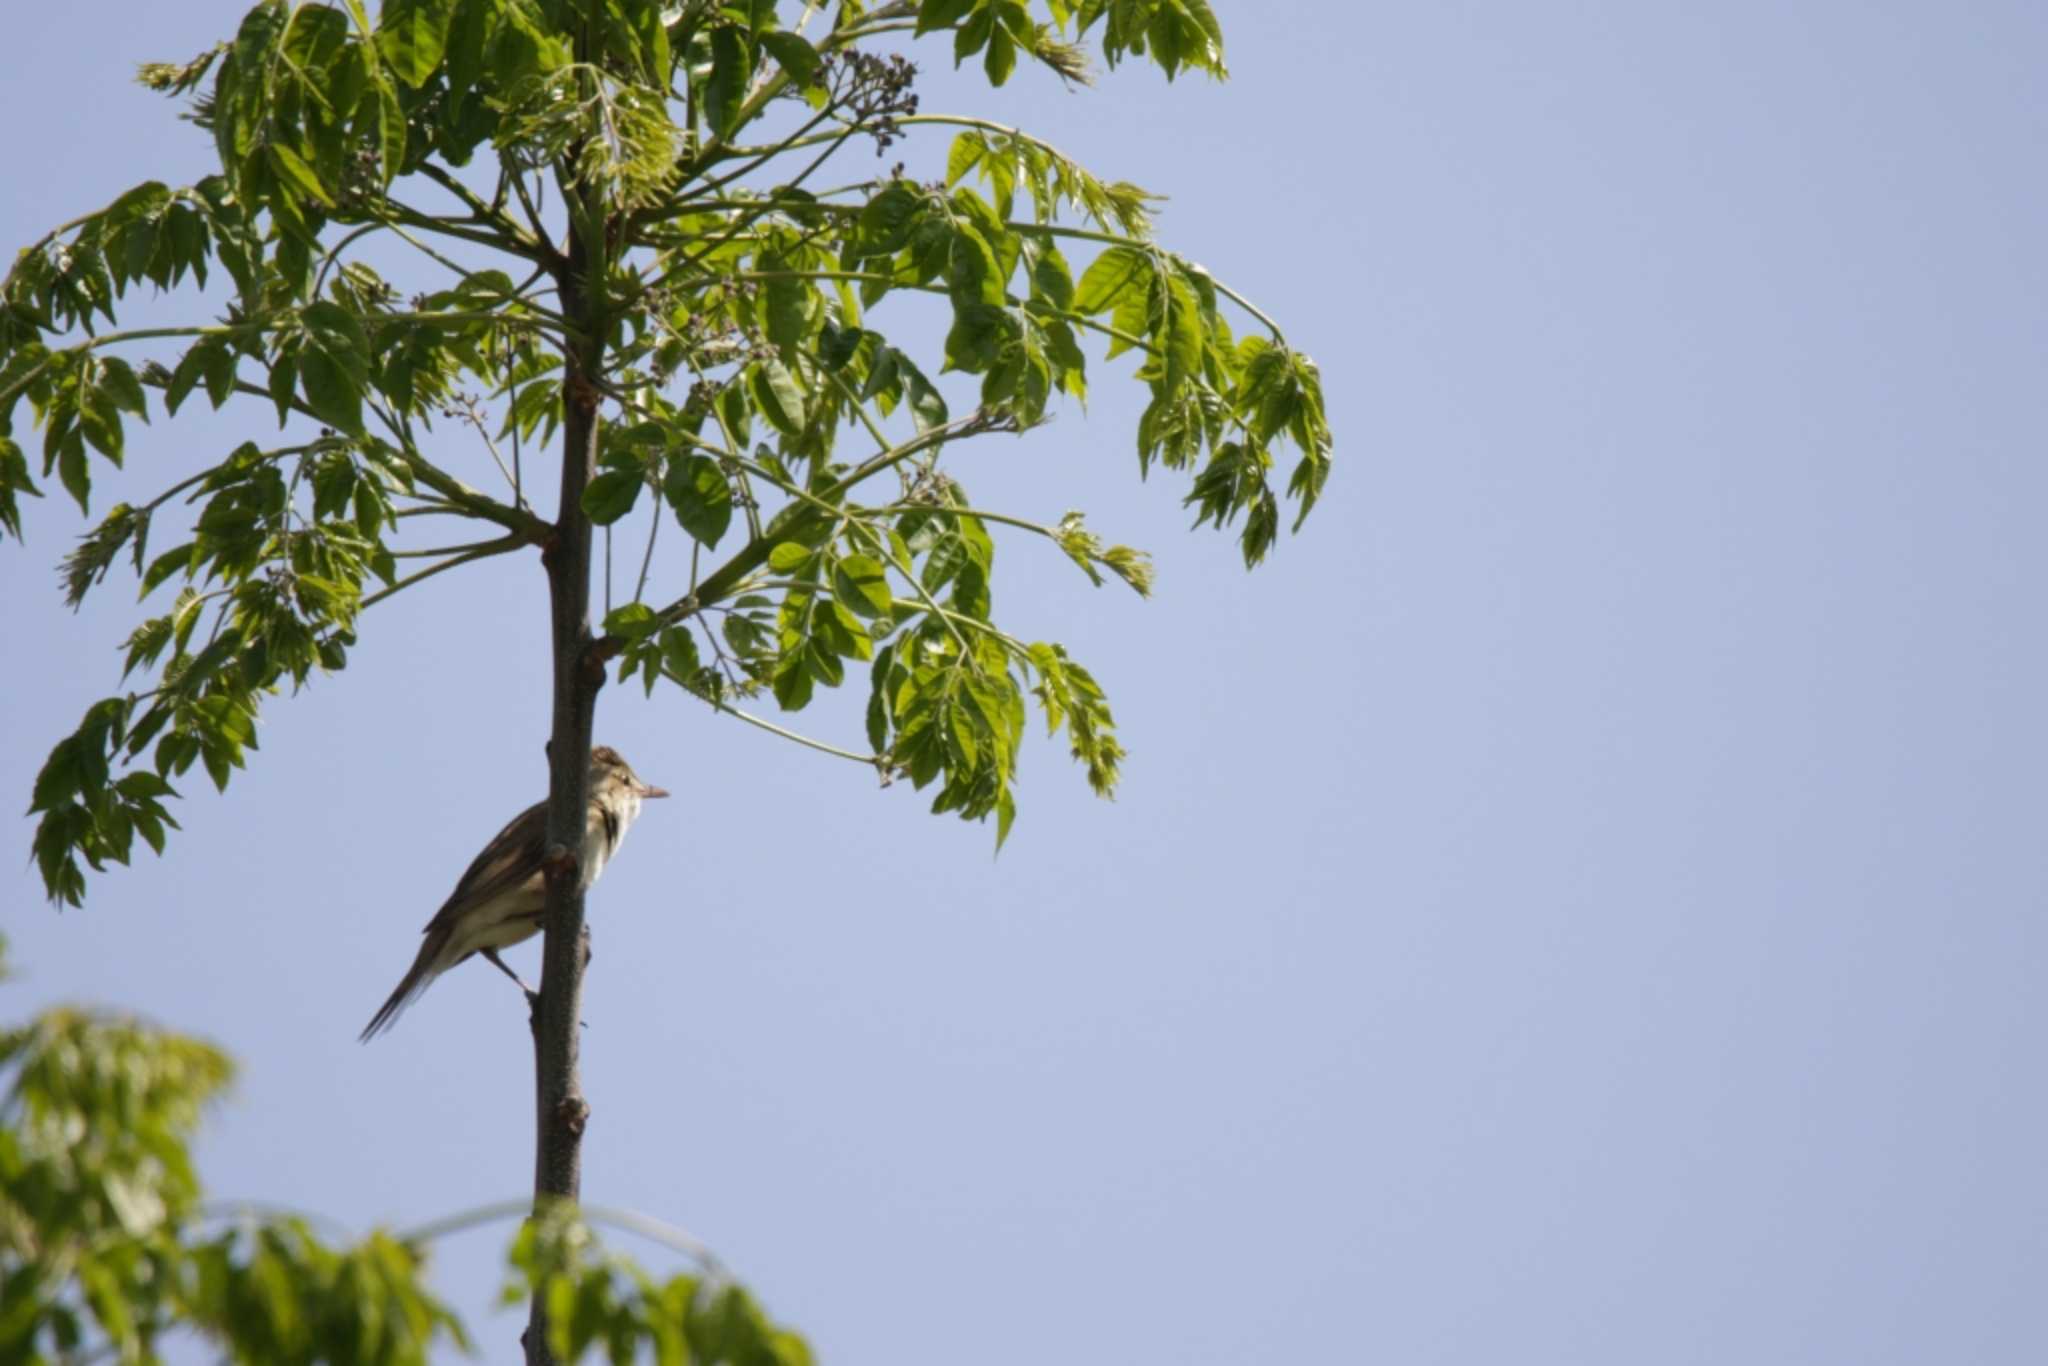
[[3, 0, 1333, 905], [0, 934, 807, 1363]]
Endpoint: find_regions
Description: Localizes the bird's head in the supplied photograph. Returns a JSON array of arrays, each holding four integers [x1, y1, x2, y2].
[[590, 745, 669, 800]]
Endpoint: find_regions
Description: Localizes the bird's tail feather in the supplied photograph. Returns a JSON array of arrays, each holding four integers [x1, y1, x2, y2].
[[359, 929, 452, 1042]]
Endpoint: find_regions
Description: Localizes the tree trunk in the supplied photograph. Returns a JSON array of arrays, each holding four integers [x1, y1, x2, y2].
[[525, 218, 603, 1366]]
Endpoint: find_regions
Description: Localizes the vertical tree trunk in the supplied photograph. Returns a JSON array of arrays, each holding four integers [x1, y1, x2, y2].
[[525, 217, 604, 1365]]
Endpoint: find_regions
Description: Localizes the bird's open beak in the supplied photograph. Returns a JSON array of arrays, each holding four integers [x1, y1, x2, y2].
[[640, 782, 670, 799]]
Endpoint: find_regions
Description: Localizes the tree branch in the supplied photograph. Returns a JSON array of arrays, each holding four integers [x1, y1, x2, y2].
[[360, 536, 526, 610]]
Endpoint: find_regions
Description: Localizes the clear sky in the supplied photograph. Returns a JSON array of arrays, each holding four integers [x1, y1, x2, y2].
[[6, 3, 2047, 1363]]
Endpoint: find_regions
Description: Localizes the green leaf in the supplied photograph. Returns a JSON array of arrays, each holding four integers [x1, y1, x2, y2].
[[78, 395, 124, 463], [767, 541, 813, 573], [805, 637, 845, 686], [944, 302, 1003, 374], [302, 301, 372, 365], [857, 183, 921, 256], [759, 31, 820, 87], [946, 131, 984, 187], [357, 480, 390, 541], [1073, 245, 1151, 315], [97, 358, 149, 419], [581, 469, 644, 525], [983, 24, 1017, 85], [947, 225, 1006, 309], [995, 788, 1016, 850], [663, 455, 733, 548], [165, 342, 210, 416], [298, 346, 364, 436], [267, 143, 334, 207], [759, 271, 811, 349], [748, 359, 805, 435], [955, 5, 994, 63], [704, 24, 753, 137], [267, 347, 301, 426], [899, 355, 948, 433], [233, 2, 288, 89], [1031, 242, 1075, 310], [917, 0, 979, 35], [661, 626, 700, 680], [716, 382, 753, 449], [1156, 0, 1226, 78], [772, 657, 814, 710], [202, 341, 239, 409], [490, 0, 571, 79], [142, 543, 196, 595], [378, 0, 457, 88], [1159, 274, 1203, 390], [373, 70, 407, 183], [833, 555, 893, 618], [444, 0, 491, 100], [1108, 279, 1150, 358], [602, 602, 659, 641], [0, 436, 41, 540]]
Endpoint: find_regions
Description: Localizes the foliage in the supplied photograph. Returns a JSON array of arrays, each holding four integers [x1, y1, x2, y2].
[[0, 935, 803, 1363], [0, 953, 462, 1362], [5, 3, 1332, 1357], [507, 1205, 812, 1366], [6, 0, 1330, 895]]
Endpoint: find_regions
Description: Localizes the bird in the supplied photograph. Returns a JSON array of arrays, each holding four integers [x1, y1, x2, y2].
[[359, 745, 668, 1041]]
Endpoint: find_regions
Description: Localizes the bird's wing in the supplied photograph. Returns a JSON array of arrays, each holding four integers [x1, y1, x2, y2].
[[420, 798, 548, 933]]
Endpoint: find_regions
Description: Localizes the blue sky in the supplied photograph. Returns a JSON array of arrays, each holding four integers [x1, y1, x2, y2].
[[6, 3, 2047, 1362]]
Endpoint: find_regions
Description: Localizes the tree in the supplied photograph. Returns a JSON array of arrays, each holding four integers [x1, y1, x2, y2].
[[3, 1, 1332, 1358]]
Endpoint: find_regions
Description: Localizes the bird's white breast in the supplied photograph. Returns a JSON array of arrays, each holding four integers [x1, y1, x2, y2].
[[579, 789, 641, 891]]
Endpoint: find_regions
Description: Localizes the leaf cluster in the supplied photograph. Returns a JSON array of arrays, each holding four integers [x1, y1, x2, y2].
[[918, 0, 1227, 85], [0, 937, 804, 1364], [0, 986, 466, 1364], [26, 419, 433, 905], [508, 1205, 811, 1366]]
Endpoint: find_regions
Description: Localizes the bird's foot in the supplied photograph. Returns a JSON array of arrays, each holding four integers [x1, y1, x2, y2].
[[524, 990, 589, 1034]]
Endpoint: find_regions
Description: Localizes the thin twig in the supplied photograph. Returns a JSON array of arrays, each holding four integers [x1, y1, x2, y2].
[[450, 393, 524, 502], [710, 697, 877, 764], [634, 497, 661, 602], [360, 535, 525, 610], [397, 1198, 729, 1277], [391, 536, 528, 560]]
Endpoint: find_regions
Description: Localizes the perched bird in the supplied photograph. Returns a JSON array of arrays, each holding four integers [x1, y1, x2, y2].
[[359, 746, 668, 1041]]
